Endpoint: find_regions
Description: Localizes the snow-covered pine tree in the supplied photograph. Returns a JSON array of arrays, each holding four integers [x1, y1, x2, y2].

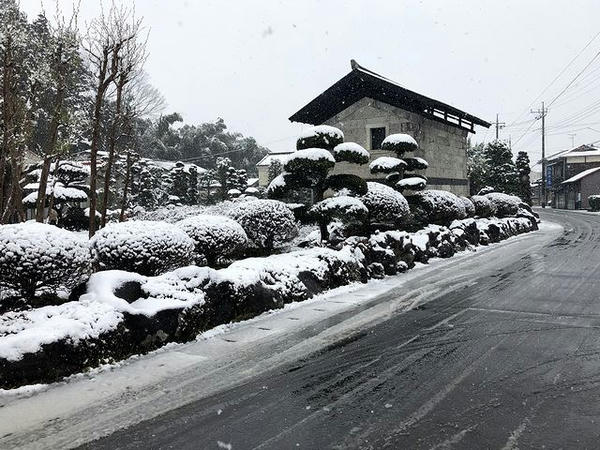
[[267, 125, 370, 241], [369, 133, 428, 193], [267, 159, 283, 184], [515, 151, 532, 204], [483, 139, 517, 194]]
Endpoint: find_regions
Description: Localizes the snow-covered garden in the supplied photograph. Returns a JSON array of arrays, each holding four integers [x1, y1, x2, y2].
[[0, 127, 540, 389]]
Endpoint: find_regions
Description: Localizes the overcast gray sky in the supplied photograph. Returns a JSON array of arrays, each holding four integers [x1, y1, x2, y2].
[[20, 0, 600, 167]]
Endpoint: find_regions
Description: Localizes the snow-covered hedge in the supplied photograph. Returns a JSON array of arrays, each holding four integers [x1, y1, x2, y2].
[[360, 182, 410, 228], [589, 195, 600, 212], [0, 214, 539, 389], [0, 223, 90, 300], [397, 176, 427, 191], [459, 196, 476, 217], [176, 215, 248, 266], [90, 221, 195, 276], [332, 142, 369, 164], [485, 192, 521, 217], [471, 195, 496, 218], [227, 199, 298, 251], [323, 174, 368, 196], [369, 156, 407, 174], [408, 190, 466, 226], [284, 148, 336, 174], [296, 125, 344, 151]]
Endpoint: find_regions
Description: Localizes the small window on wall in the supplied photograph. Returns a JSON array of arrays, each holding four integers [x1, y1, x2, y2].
[[370, 127, 386, 150]]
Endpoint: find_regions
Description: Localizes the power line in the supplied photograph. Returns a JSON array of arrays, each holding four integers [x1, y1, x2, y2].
[[547, 48, 600, 108], [508, 29, 600, 126]]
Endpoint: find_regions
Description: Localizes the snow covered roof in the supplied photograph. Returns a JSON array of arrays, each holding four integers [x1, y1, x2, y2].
[[561, 167, 600, 184], [546, 145, 599, 162], [289, 60, 490, 133], [256, 152, 294, 167]]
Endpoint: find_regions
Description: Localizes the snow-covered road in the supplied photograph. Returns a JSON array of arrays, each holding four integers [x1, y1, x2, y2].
[[0, 217, 563, 449]]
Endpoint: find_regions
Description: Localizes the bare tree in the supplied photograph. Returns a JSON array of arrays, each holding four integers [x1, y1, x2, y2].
[[99, 16, 148, 227], [83, 3, 138, 237]]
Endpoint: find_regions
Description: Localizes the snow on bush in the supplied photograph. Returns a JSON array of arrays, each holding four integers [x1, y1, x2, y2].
[[485, 192, 521, 217], [397, 176, 426, 191], [403, 156, 429, 171], [227, 199, 298, 251], [0, 222, 90, 299], [323, 174, 368, 196], [590, 195, 600, 211], [176, 215, 248, 266], [409, 190, 467, 226], [285, 148, 336, 166], [470, 195, 496, 218], [22, 182, 88, 205], [90, 220, 195, 276], [369, 156, 407, 173], [332, 142, 369, 164], [381, 133, 418, 155], [0, 299, 123, 361], [310, 196, 368, 234], [297, 125, 344, 150], [459, 196, 476, 217], [361, 182, 410, 227]]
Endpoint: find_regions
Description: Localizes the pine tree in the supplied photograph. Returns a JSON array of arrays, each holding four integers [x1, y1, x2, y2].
[[515, 151, 532, 204], [483, 140, 517, 194], [467, 142, 487, 195], [267, 159, 283, 184]]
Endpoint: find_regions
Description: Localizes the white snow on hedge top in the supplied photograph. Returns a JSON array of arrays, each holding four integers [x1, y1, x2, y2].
[[369, 156, 407, 171], [312, 196, 368, 216], [485, 192, 521, 205], [0, 300, 123, 361], [361, 182, 410, 224], [382, 133, 417, 146], [80, 269, 207, 317], [91, 220, 193, 250], [22, 183, 88, 205], [397, 177, 426, 188], [298, 125, 344, 141], [333, 142, 369, 158], [286, 148, 336, 164], [227, 189, 242, 195]]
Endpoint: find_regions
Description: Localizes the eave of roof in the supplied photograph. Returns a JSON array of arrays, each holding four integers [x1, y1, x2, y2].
[[562, 166, 600, 184], [289, 60, 491, 133]]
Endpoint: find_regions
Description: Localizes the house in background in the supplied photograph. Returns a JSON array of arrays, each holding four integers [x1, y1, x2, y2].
[[256, 151, 294, 187], [285, 60, 491, 196], [545, 144, 600, 208]]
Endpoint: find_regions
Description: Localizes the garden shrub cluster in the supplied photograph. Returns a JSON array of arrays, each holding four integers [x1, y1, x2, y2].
[[589, 195, 600, 212], [0, 212, 537, 388]]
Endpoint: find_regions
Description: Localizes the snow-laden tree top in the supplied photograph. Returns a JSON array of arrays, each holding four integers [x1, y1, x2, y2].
[[311, 195, 368, 218], [332, 142, 369, 164], [298, 125, 344, 141], [297, 125, 344, 151], [369, 156, 407, 173], [285, 148, 336, 164], [381, 133, 418, 155], [22, 183, 88, 205], [397, 176, 427, 190]]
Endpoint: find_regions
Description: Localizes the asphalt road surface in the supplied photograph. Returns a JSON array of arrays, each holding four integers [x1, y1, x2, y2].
[[71, 209, 600, 450]]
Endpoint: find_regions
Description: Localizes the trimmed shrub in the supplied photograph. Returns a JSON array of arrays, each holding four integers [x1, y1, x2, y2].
[[403, 156, 429, 171], [485, 192, 521, 217], [90, 221, 194, 276], [459, 196, 476, 217], [0, 223, 90, 300], [369, 156, 407, 174], [323, 174, 368, 196], [296, 125, 344, 150], [282, 148, 336, 189], [471, 195, 496, 218], [332, 142, 370, 165], [381, 133, 418, 156], [227, 199, 298, 251], [361, 181, 410, 228], [408, 190, 467, 226], [176, 215, 248, 266], [589, 195, 600, 211]]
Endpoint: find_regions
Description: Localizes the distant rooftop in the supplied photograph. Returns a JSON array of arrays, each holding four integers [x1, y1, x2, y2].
[[562, 166, 600, 184], [289, 60, 491, 133]]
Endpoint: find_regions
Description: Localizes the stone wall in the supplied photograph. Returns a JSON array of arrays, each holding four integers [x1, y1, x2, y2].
[[322, 97, 470, 196]]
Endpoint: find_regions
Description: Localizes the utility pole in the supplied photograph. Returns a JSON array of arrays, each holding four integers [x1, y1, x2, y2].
[[568, 133, 576, 148], [531, 102, 548, 208], [494, 113, 506, 140]]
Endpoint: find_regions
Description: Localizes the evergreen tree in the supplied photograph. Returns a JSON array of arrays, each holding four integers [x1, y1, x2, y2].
[[483, 140, 517, 194], [467, 142, 487, 195], [515, 151, 532, 204], [267, 159, 283, 184]]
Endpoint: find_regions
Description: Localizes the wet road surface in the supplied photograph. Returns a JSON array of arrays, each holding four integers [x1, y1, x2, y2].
[[79, 210, 600, 448]]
